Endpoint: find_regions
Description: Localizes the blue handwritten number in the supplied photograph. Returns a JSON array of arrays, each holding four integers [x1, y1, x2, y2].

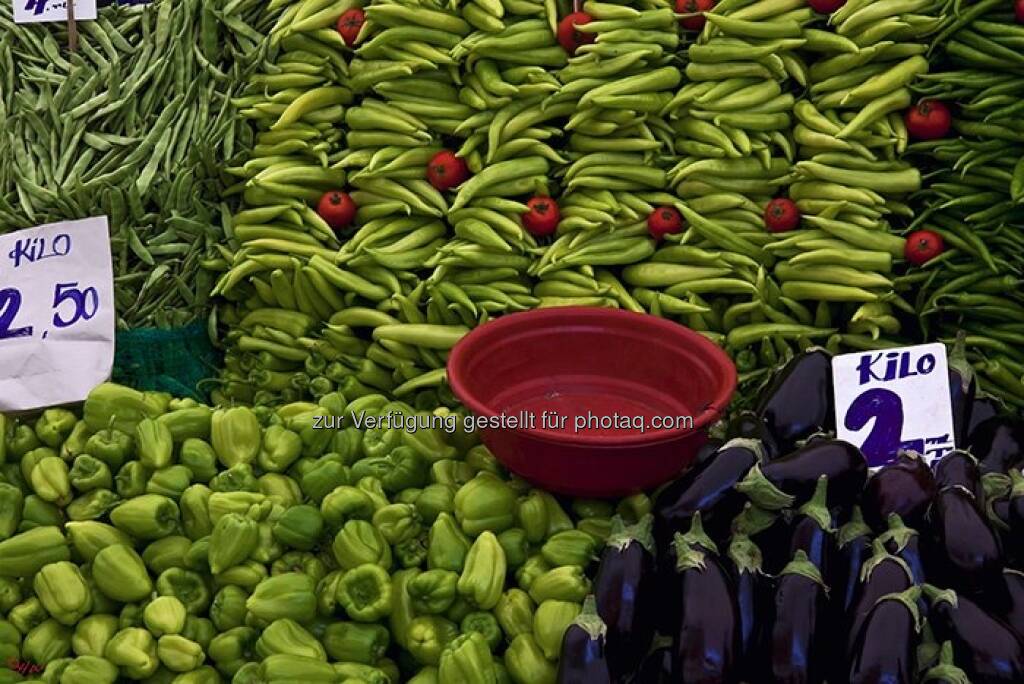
[[25, 0, 48, 15], [52, 283, 99, 329], [0, 289, 33, 340], [845, 388, 905, 465]]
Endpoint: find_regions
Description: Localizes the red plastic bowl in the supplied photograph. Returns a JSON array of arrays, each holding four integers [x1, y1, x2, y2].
[[447, 307, 736, 497]]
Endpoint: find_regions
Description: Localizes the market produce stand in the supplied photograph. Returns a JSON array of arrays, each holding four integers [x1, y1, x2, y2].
[[2, 0, 1024, 682]]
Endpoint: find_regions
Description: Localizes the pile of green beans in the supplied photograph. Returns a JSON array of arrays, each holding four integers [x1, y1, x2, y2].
[[0, 0, 271, 330], [906, 2, 1024, 408]]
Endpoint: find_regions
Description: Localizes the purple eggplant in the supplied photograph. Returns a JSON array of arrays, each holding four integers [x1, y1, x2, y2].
[[727, 411, 780, 460], [968, 416, 1024, 474], [862, 450, 937, 532], [671, 513, 741, 684], [948, 334, 976, 448], [846, 541, 915, 663], [879, 514, 928, 585], [736, 439, 867, 513], [557, 595, 612, 684], [935, 450, 984, 505], [728, 533, 770, 682], [927, 485, 1003, 596], [633, 645, 672, 684], [768, 550, 830, 684], [925, 584, 1024, 683], [733, 502, 792, 576], [593, 515, 655, 680], [921, 641, 972, 684], [996, 569, 1024, 641], [834, 507, 872, 617], [847, 586, 921, 684], [695, 436, 725, 466], [655, 438, 764, 544], [788, 476, 836, 581], [756, 348, 834, 453], [968, 395, 1004, 442]]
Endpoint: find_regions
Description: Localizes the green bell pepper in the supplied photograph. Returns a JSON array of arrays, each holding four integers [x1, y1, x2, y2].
[[18, 494, 63, 531], [407, 616, 459, 666], [408, 569, 459, 615], [245, 573, 316, 624], [332, 520, 392, 570], [362, 426, 400, 460], [146, 465, 193, 499], [351, 446, 430, 494], [395, 534, 429, 569], [23, 618, 71, 664], [323, 622, 389, 665], [59, 420, 92, 462], [0, 527, 70, 577], [528, 566, 591, 604], [454, 473, 516, 537], [254, 619, 326, 661], [462, 612, 502, 652], [539, 492, 573, 537], [68, 455, 112, 493], [321, 486, 375, 531], [104, 628, 159, 680], [179, 439, 218, 484], [182, 616, 215, 651], [534, 600, 581, 660], [142, 536, 192, 575], [183, 536, 210, 572], [64, 521, 130, 562], [156, 568, 211, 616], [572, 499, 614, 519], [259, 473, 303, 508], [576, 517, 613, 544], [357, 476, 390, 510], [156, 406, 212, 442], [136, 419, 174, 470], [210, 586, 249, 632], [115, 462, 150, 499], [439, 632, 498, 684], [337, 563, 393, 622], [330, 426, 364, 466], [616, 493, 652, 524], [401, 424, 457, 464], [373, 503, 423, 545], [71, 614, 118, 657], [498, 529, 530, 569], [0, 618, 20, 664], [0, 483, 23, 541], [315, 570, 345, 618], [409, 666, 440, 684], [8, 596, 47, 633], [271, 551, 326, 582], [465, 445, 502, 476], [208, 626, 256, 676], [256, 426, 304, 474], [515, 492, 549, 545], [495, 589, 535, 640], [213, 561, 268, 592], [29, 456, 71, 506], [0, 577, 21, 613], [180, 485, 213, 540], [332, 662, 391, 684], [209, 513, 259, 574], [119, 603, 144, 629], [211, 408, 262, 468], [251, 521, 285, 565], [457, 531, 506, 610], [301, 460, 350, 505], [143, 596, 187, 637], [83, 428, 132, 472], [110, 494, 180, 540], [505, 634, 555, 684], [65, 489, 120, 522], [427, 513, 471, 573], [272, 505, 323, 551], [515, 555, 552, 593], [430, 460, 474, 488], [209, 463, 260, 494], [156, 634, 204, 673], [415, 484, 457, 524], [168, 665, 220, 684], [61, 654, 119, 684], [541, 531, 598, 567], [35, 409, 77, 448], [33, 561, 92, 626], [207, 491, 269, 524], [389, 568, 419, 651]]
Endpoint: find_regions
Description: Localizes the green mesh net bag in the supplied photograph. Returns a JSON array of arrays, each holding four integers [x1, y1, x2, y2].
[[113, 324, 221, 401]]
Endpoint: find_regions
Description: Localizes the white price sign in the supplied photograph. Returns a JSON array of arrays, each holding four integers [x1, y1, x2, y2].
[[833, 342, 956, 468], [13, 0, 96, 24], [0, 216, 114, 411]]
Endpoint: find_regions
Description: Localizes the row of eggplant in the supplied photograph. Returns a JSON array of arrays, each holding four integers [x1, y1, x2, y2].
[[555, 347, 1024, 683]]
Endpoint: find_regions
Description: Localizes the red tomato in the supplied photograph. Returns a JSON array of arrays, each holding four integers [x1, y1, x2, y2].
[[557, 12, 595, 54], [904, 230, 944, 265], [808, 0, 846, 13], [1017, 0, 1024, 23], [647, 206, 684, 240], [905, 100, 952, 140], [336, 8, 365, 47], [764, 198, 801, 233], [317, 191, 357, 233], [426, 150, 470, 191], [676, 0, 715, 31], [522, 197, 560, 237]]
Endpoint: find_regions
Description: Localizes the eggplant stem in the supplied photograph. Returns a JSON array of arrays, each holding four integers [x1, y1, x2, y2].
[[922, 641, 971, 684], [605, 514, 654, 554], [837, 506, 871, 548], [721, 437, 767, 464], [879, 513, 918, 554], [727, 533, 763, 574], [860, 541, 913, 585], [731, 502, 778, 537], [734, 464, 795, 511], [797, 475, 834, 533], [779, 550, 826, 588], [571, 594, 607, 641], [877, 586, 924, 632], [922, 583, 957, 609]]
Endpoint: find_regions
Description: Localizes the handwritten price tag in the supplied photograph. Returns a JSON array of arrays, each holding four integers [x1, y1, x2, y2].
[[833, 342, 956, 468], [0, 216, 114, 412], [13, 0, 96, 24]]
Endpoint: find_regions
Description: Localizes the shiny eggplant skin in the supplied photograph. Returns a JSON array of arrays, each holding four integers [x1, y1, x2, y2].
[[727, 411, 780, 460], [769, 551, 830, 684], [862, 451, 937, 532], [934, 450, 984, 505], [593, 517, 656, 680], [997, 569, 1024, 641], [968, 417, 1024, 474], [846, 549, 915, 662], [729, 534, 771, 681], [787, 476, 836, 582], [695, 437, 725, 466], [671, 527, 741, 684], [847, 588, 919, 684], [927, 486, 1003, 596], [655, 438, 762, 545], [834, 509, 872, 617], [967, 395, 1002, 442], [927, 587, 1024, 683], [632, 646, 673, 684], [756, 348, 834, 453], [557, 599, 613, 684], [741, 439, 867, 513]]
